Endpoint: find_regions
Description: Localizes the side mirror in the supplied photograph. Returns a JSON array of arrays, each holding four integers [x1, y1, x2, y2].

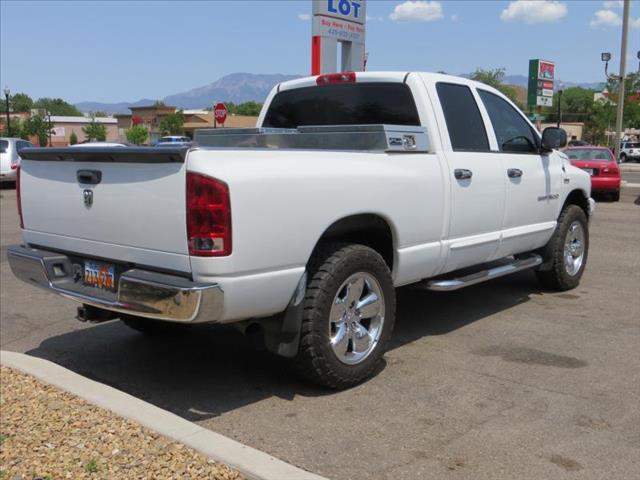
[[541, 127, 567, 152]]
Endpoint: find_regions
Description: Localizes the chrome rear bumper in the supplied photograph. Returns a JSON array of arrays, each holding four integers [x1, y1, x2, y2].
[[7, 245, 223, 323]]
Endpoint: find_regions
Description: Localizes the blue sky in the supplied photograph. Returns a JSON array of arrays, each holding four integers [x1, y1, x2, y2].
[[1, 0, 638, 103]]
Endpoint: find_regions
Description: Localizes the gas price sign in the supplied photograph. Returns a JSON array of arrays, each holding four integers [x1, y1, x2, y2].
[[528, 59, 555, 108]]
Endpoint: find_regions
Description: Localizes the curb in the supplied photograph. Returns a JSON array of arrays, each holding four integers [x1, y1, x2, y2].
[[0, 350, 328, 480]]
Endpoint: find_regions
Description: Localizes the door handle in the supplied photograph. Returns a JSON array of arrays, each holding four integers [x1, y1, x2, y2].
[[454, 169, 473, 180], [507, 168, 523, 178], [77, 169, 102, 185]]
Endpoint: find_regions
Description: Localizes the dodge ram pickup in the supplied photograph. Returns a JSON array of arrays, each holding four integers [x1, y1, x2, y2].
[[8, 72, 594, 389]]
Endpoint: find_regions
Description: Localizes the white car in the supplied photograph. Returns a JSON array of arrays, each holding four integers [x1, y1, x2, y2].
[[8, 72, 593, 388], [0, 137, 34, 183], [619, 141, 640, 163]]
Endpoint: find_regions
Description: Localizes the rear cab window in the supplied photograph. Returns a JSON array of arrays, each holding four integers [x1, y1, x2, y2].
[[435, 83, 489, 152], [262, 83, 421, 128]]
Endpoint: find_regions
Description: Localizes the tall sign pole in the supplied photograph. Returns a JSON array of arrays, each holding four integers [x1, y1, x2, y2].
[[613, 0, 630, 162], [311, 0, 367, 75]]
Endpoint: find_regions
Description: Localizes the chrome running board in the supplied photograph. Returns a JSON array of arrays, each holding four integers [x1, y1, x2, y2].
[[425, 254, 543, 291]]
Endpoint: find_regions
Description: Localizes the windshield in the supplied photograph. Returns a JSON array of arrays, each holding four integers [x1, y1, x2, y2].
[[263, 83, 421, 128], [0, 140, 7, 153], [566, 148, 612, 161]]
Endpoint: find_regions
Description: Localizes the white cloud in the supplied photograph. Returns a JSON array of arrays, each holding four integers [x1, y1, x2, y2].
[[631, 17, 640, 29], [602, 1, 623, 9], [590, 9, 622, 27], [366, 15, 384, 22], [451, 14, 459, 22], [500, 1, 568, 24], [297, 13, 311, 21], [389, 1, 444, 22]]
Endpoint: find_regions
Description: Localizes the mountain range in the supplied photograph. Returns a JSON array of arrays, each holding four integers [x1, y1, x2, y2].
[[74, 72, 604, 114]]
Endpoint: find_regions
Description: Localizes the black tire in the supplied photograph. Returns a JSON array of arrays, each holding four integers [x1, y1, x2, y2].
[[611, 191, 620, 202], [120, 314, 191, 336], [535, 204, 589, 291], [293, 243, 396, 389]]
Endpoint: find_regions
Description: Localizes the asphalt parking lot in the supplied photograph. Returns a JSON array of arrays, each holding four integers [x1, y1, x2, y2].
[[1, 174, 639, 480]]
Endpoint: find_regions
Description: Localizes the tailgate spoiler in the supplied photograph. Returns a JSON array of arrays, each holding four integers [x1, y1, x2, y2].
[[19, 147, 188, 163]]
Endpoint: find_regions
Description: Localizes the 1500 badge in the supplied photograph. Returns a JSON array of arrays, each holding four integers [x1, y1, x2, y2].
[[538, 193, 559, 201]]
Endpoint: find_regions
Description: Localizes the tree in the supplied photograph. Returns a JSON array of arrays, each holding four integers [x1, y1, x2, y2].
[[11, 93, 33, 112], [69, 130, 78, 145], [126, 125, 148, 145], [470, 68, 521, 106], [33, 97, 82, 116], [90, 110, 108, 117], [4, 117, 25, 138], [235, 101, 262, 116], [82, 116, 107, 141], [153, 100, 166, 107], [22, 114, 53, 146], [158, 110, 184, 135]]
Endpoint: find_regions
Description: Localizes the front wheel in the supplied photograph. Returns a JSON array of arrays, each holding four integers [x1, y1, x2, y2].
[[536, 205, 589, 291], [293, 243, 396, 389]]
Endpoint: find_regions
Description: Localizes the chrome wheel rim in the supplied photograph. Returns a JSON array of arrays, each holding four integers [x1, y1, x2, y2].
[[329, 272, 385, 365], [564, 221, 585, 276]]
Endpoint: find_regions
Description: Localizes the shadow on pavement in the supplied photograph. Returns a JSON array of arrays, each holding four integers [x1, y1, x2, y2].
[[26, 270, 541, 422]]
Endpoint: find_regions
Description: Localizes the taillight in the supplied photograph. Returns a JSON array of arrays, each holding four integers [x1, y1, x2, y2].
[[186, 172, 231, 257], [10, 158, 19, 170], [16, 165, 24, 229], [601, 164, 619, 176], [316, 72, 356, 86]]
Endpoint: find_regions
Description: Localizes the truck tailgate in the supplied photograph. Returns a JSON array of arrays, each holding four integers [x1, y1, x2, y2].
[[18, 147, 191, 272]]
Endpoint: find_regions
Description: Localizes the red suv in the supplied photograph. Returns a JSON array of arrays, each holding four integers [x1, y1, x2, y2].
[[565, 147, 621, 201]]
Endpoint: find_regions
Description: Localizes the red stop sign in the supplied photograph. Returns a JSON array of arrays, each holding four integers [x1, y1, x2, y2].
[[214, 102, 227, 125]]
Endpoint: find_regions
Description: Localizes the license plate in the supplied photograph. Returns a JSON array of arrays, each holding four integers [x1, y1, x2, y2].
[[83, 260, 116, 291], [582, 168, 594, 176]]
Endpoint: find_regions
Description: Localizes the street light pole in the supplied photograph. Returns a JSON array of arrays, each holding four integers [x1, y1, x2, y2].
[[613, 0, 630, 162], [556, 83, 564, 128], [3, 86, 9, 136]]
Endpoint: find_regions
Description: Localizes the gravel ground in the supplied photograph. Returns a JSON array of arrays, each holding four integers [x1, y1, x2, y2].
[[0, 366, 243, 480]]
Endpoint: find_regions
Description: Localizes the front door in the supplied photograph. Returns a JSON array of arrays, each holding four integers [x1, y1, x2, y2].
[[476, 89, 561, 257]]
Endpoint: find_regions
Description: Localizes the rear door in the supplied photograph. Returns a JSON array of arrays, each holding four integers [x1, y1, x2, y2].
[[19, 148, 191, 272], [476, 89, 560, 257], [429, 81, 506, 272]]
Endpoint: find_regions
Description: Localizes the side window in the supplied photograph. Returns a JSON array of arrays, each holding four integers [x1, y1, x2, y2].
[[478, 90, 538, 153], [436, 82, 489, 152], [16, 141, 31, 152]]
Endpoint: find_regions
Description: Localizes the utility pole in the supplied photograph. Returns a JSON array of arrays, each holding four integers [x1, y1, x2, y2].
[[613, 0, 630, 162]]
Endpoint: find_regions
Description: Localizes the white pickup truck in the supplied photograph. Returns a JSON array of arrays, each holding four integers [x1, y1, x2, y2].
[[9, 72, 594, 388]]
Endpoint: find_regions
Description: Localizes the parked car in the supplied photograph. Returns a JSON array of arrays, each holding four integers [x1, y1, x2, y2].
[[565, 147, 621, 201], [619, 141, 640, 163], [567, 139, 590, 147], [156, 136, 192, 147], [8, 72, 594, 388], [0, 137, 34, 183]]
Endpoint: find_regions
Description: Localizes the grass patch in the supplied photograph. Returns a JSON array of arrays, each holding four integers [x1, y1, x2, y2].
[[84, 459, 98, 474]]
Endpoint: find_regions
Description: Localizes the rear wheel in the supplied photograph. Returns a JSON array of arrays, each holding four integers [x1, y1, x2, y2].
[[293, 243, 396, 389], [120, 314, 191, 336], [619, 153, 627, 163], [536, 205, 589, 291], [611, 191, 620, 202]]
